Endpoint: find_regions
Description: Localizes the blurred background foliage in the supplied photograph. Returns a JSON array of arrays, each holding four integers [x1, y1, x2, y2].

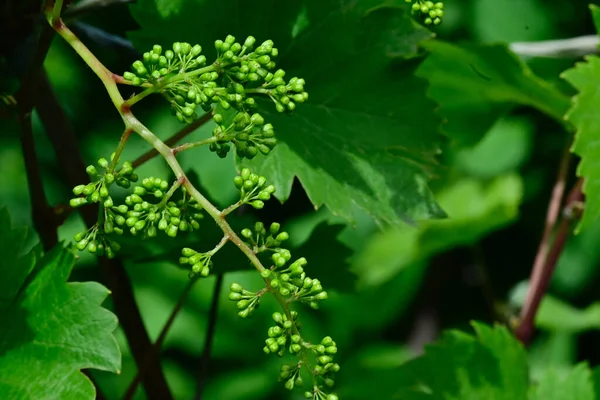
[[3, 0, 600, 399]]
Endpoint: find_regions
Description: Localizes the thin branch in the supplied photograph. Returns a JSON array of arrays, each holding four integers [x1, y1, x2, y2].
[[195, 274, 224, 400], [510, 35, 600, 58], [132, 111, 213, 168], [517, 143, 572, 330], [515, 178, 584, 345], [64, 0, 135, 19], [14, 23, 58, 251], [122, 277, 199, 400], [35, 71, 174, 400], [17, 108, 58, 251]]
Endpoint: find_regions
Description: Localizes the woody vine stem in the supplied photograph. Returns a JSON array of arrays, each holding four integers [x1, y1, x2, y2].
[[45, 1, 338, 399]]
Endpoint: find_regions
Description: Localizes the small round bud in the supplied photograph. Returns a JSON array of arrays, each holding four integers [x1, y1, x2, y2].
[[275, 232, 289, 242], [230, 283, 243, 293]]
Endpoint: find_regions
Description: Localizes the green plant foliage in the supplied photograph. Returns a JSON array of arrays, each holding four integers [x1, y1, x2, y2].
[[353, 174, 523, 287], [416, 40, 571, 147], [562, 56, 600, 233], [129, 0, 445, 226], [0, 209, 120, 400], [6, 0, 600, 399], [396, 322, 600, 400], [530, 363, 594, 400], [396, 322, 530, 399]]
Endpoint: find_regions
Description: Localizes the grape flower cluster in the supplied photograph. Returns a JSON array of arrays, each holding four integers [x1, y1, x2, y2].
[[69, 156, 204, 258], [405, 0, 444, 25], [227, 218, 337, 398], [67, 33, 337, 399], [123, 35, 308, 159]]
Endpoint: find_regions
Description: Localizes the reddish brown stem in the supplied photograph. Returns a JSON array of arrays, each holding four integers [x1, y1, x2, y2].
[[122, 277, 198, 400], [516, 143, 571, 335], [14, 24, 58, 251], [195, 274, 224, 400], [515, 179, 584, 344]]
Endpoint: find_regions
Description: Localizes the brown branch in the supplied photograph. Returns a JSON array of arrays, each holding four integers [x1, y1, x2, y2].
[[132, 111, 213, 168], [122, 277, 199, 400], [195, 274, 224, 400], [64, 0, 135, 20], [516, 143, 572, 330], [14, 24, 58, 251], [35, 71, 173, 400], [17, 108, 58, 251], [515, 178, 584, 345]]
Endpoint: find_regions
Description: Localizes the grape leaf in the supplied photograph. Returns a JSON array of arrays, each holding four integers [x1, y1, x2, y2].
[[530, 363, 594, 400], [395, 322, 529, 400], [562, 56, 600, 233], [128, 0, 446, 226], [0, 209, 120, 399], [416, 41, 571, 147], [242, 4, 443, 226]]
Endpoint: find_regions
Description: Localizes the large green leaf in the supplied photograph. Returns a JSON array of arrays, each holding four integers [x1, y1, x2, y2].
[[0, 209, 120, 399], [128, 0, 446, 226], [562, 55, 600, 234], [395, 322, 529, 400], [416, 41, 571, 147]]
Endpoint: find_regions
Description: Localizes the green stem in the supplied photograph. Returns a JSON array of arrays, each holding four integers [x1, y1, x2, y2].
[[245, 88, 271, 94], [208, 235, 229, 256], [172, 136, 218, 154], [51, 16, 319, 390], [48, 0, 64, 23], [125, 63, 221, 109], [49, 20, 125, 111], [124, 87, 157, 107], [158, 176, 184, 207], [109, 128, 132, 171], [220, 201, 243, 217]]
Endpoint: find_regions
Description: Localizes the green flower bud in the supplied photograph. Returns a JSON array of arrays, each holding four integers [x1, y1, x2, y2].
[[230, 282, 243, 293], [73, 185, 86, 195], [90, 191, 101, 203], [260, 269, 271, 278], [272, 312, 283, 324], [123, 71, 136, 81], [191, 44, 202, 56], [244, 36, 256, 48], [70, 197, 87, 208], [167, 224, 178, 237], [241, 228, 252, 238], [229, 292, 242, 301], [74, 231, 86, 242]]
